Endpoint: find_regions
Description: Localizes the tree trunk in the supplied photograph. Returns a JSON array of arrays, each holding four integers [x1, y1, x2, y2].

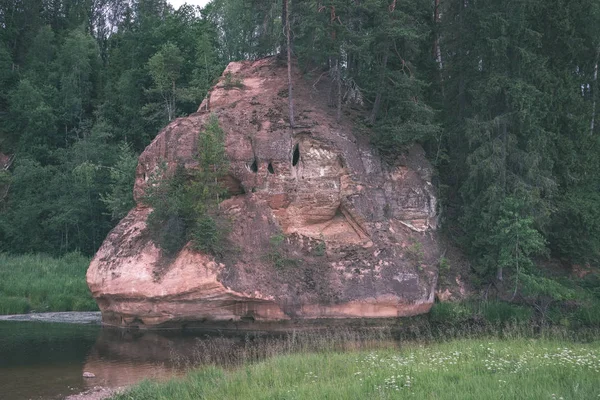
[[502, 118, 507, 194], [368, 47, 389, 124], [336, 58, 342, 122], [286, 0, 295, 128], [280, 0, 287, 55], [433, 0, 444, 98], [591, 46, 599, 135], [433, 0, 443, 70]]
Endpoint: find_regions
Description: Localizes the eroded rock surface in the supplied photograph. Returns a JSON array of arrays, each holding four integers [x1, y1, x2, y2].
[[87, 58, 440, 328]]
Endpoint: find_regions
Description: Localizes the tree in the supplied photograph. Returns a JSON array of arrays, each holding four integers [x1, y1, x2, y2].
[[146, 42, 184, 122], [7, 79, 57, 159], [489, 197, 547, 290], [56, 29, 101, 137], [100, 142, 138, 220]]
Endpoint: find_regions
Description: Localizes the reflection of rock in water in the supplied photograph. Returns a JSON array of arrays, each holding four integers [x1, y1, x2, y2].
[[83, 327, 397, 389], [83, 329, 190, 388], [83, 328, 262, 388]]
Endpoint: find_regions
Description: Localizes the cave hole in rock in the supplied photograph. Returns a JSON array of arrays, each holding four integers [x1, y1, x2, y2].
[[250, 158, 258, 173], [268, 162, 275, 174], [292, 144, 300, 166]]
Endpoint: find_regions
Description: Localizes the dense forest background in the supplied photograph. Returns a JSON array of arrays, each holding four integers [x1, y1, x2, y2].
[[0, 0, 599, 285]]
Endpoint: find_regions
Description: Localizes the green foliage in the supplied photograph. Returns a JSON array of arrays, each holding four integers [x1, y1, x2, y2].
[[144, 115, 229, 256], [7, 79, 57, 158], [191, 215, 227, 255], [491, 198, 547, 283], [578, 272, 600, 300], [519, 274, 576, 303], [549, 189, 600, 264], [146, 42, 184, 122], [206, 0, 282, 61], [466, 196, 547, 282], [0, 4, 225, 256], [571, 301, 600, 328], [56, 29, 100, 130], [438, 0, 600, 270]]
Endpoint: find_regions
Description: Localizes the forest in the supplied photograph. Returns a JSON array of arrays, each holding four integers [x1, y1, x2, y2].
[[0, 0, 599, 286]]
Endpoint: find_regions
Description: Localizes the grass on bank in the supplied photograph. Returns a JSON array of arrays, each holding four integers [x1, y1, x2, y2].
[[112, 337, 600, 400], [0, 252, 97, 314]]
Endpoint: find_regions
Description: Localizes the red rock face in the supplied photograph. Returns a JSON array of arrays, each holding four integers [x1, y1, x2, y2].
[[87, 58, 440, 328]]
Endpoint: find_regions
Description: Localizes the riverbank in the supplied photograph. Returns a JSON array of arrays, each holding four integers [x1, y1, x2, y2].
[[0, 311, 101, 324], [66, 386, 124, 400], [111, 337, 600, 400], [0, 253, 97, 314]]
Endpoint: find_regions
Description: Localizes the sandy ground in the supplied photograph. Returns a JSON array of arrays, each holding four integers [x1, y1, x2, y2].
[[0, 311, 101, 324]]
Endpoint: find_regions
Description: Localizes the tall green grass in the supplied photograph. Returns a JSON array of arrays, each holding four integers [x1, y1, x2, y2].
[[0, 253, 97, 314], [112, 338, 600, 400], [429, 299, 600, 330]]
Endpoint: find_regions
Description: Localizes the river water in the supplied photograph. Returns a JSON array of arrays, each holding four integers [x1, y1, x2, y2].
[[0, 320, 395, 400], [0, 321, 262, 400]]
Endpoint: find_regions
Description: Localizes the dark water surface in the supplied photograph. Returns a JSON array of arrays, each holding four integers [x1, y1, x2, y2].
[[0, 321, 99, 399], [0, 319, 395, 400], [0, 321, 246, 400]]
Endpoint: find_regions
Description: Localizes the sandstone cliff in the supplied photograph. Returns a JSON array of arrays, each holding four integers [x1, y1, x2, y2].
[[87, 58, 440, 328]]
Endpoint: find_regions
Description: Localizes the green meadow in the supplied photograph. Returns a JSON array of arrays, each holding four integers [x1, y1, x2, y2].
[[113, 338, 600, 400]]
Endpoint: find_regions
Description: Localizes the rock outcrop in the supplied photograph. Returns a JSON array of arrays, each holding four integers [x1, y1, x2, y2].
[[87, 58, 440, 328]]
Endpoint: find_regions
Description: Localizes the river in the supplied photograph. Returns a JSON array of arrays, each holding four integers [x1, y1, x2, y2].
[[0, 318, 395, 400]]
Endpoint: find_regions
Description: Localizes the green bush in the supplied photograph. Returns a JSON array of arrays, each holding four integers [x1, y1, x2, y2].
[[429, 302, 472, 325], [571, 301, 600, 328], [549, 190, 600, 264], [479, 301, 532, 325]]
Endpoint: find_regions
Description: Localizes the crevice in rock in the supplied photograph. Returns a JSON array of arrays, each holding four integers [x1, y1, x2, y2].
[[338, 204, 368, 240], [292, 144, 300, 166], [268, 162, 275, 174], [248, 158, 258, 173]]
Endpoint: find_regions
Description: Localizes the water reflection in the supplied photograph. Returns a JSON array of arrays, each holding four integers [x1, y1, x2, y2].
[[82, 329, 196, 388], [0, 321, 98, 400], [0, 321, 396, 400]]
